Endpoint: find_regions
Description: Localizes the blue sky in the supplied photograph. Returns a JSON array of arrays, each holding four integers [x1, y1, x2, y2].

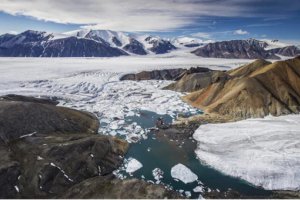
[[0, 0, 299, 43]]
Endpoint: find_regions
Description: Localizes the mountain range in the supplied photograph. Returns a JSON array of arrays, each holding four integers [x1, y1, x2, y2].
[[0, 29, 299, 58]]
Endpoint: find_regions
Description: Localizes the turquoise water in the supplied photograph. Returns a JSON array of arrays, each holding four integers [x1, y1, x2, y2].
[[113, 110, 272, 198]]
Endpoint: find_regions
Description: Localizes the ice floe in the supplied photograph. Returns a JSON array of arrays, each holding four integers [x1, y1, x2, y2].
[[193, 186, 204, 193], [125, 157, 143, 174], [171, 163, 198, 184], [193, 114, 300, 190], [152, 168, 164, 183]]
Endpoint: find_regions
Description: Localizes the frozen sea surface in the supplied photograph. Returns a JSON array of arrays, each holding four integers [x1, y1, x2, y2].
[[193, 114, 300, 190]]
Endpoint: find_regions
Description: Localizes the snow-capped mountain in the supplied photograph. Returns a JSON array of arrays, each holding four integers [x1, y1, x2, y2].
[[0, 29, 299, 58], [0, 30, 127, 57], [172, 37, 204, 48], [192, 38, 300, 59]]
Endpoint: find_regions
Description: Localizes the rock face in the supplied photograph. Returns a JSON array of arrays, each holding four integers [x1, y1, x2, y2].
[[0, 30, 127, 57], [268, 46, 300, 57], [120, 68, 187, 81], [164, 68, 230, 92], [0, 95, 178, 198], [62, 175, 180, 199], [192, 39, 279, 59], [192, 39, 300, 59], [145, 36, 177, 54], [183, 56, 300, 118], [123, 38, 147, 55]]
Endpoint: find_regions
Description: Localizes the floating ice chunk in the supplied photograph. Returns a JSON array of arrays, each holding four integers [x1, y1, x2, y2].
[[171, 163, 198, 184], [193, 114, 300, 190], [152, 168, 164, 183], [125, 158, 143, 173], [185, 191, 192, 198], [193, 186, 204, 193]]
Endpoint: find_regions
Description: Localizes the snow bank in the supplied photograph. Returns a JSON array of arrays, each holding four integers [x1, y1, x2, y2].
[[193, 114, 300, 190], [171, 163, 198, 184]]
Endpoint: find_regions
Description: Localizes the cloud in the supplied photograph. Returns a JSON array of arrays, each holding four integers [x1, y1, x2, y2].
[[8, 30, 18, 34], [233, 29, 249, 35], [191, 32, 212, 39], [0, 0, 299, 32]]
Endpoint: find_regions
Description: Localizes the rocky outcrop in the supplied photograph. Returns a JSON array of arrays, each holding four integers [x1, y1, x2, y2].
[[164, 68, 230, 92], [0, 95, 178, 198], [61, 175, 180, 199], [192, 39, 280, 59], [183, 56, 300, 119], [120, 68, 187, 81]]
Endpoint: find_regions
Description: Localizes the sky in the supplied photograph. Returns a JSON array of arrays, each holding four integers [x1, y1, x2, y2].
[[0, 0, 299, 43]]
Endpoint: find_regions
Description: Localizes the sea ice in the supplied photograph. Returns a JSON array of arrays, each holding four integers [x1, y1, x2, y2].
[[193, 114, 300, 190], [125, 157, 143, 174], [193, 186, 204, 193], [152, 168, 164, 183], [171, 163, 198, 184]]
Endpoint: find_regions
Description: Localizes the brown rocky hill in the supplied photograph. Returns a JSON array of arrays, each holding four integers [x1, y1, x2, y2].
[[182, 56, 300, 118], [0, 95, 180, 199]]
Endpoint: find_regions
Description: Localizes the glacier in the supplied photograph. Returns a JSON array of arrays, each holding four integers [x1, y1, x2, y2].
[[0, 57, 248, 142], [193, 114, 300, 190]]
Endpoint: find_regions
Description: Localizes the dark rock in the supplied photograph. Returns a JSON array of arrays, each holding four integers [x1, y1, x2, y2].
[[0, 30, 128, 57], [164, 70, 230, 92], [184, 43, 201, 48], [0, 94, 59, 105], [163, 67, 230, 92], [0, 95, 179, 199], [0, 146, 21, 198], [0, 95, 127, 198], [145, 36, 177, 54], [192, 39, 280, 59], [42, 37, 127, 57], [123, 38, 147, 55], [268, 45, 300, 57], [61, 175, 181, 199], [112, 36, 122, 47], [120, 68, 187, 81], [0, 97, 99, 144]]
